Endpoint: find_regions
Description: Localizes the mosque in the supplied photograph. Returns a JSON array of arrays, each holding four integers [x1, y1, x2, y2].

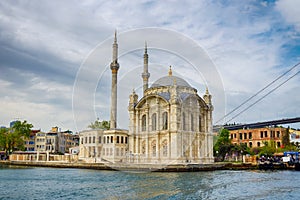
[[79, 32, 214, 164]]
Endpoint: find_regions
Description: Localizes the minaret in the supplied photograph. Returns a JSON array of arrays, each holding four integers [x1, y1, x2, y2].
[[142, 42, 150, 95], [110, 31, 120, 129]]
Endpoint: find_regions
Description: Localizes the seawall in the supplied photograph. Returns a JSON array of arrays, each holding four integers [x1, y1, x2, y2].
[[0, 160, 259, 172]]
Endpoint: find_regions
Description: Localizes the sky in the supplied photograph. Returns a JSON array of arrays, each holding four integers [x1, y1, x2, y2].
[[0, 0, 300, 132]]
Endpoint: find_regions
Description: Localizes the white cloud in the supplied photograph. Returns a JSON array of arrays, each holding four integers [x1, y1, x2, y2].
[[276, 0, 300, 32], [1, 0, 299, 130]]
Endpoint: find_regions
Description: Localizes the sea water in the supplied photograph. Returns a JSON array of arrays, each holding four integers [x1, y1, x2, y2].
[[0, 165, 299, 199]]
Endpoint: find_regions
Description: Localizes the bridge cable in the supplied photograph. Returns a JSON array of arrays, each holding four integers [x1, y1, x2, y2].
[[215, 61, 300, 124], [225, 69, 300, 124]]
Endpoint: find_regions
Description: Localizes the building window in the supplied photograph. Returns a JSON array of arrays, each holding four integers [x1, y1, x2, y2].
[[182, 112, 186, 130], [117, 136, 119, 144], [104, 137, 106, 144], [85, 137, 87, 144], [151, 140, 156, 157], [199, 115, 201, 132], [271, 131, 274, 138], [191, 114, 194, 131], [277, 131, 280, 138], [81, 138, 83, 144], [260, 131, 263, 138], [249, 132, 252, 139], [162, 140, 168, 157], [277, 142, 281, 148], [93, 136, 95, 143], [152, 113, 157, 131], [125, 137, 128, 144], [111, 136, 113, 143], [142, 114, 146, 132], [89, 137, 91, 144], [239, 133, 242, 140], [99, 136, 101, 144], [107, 136, 109, 144], [249, 142, 252, 148], [234, 134, 236, 138], [121, 136, 124, 144], [257, 142, 261, 147], [231, 134, 233, 139], [162, 112, 168, 130], [264, 131, 268, 138], [244, 133, 247, 140]]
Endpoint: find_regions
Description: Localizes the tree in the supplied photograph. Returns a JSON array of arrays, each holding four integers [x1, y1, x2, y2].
[[214, 129, 232, 161], [282, 127, 290, 148], [0, 120, 33, 156], [88, 119, 110, 130]]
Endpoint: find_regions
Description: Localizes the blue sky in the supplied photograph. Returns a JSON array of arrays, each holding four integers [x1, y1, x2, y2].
[[0, 0, 299, 132]]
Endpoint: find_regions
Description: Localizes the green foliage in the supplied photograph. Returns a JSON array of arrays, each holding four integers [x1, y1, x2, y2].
[[0, 120, 33, 155], [280, 144, 298, 152], [88, 119, 110, 130], [258, 145, 276, 157], [214, 129, 232, 161], [214, 129, 252, 161], [282, 128, 290, 147]]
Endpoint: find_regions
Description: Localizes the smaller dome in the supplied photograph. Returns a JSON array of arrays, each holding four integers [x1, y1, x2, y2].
[[151, 75, 191, 88]]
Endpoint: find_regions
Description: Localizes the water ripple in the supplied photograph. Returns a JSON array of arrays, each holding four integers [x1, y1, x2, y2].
[[1, 165, 300, 199]]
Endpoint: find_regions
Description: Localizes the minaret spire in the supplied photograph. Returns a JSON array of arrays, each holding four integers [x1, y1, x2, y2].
[[142, 41, 150, 95], [110, 31, 120, 129], [112, 30, 118, 64]]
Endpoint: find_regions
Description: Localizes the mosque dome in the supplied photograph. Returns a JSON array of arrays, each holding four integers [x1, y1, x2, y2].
[[151, 75, 191, 88]]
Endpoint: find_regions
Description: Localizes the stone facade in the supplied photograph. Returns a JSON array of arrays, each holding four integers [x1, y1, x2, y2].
[[79, 129, 128, 163], [128, 71, 214, 164], [79, 33, 214, 164]]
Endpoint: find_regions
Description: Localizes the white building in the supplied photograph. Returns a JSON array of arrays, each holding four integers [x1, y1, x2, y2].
[[79, 33, 214, 164]]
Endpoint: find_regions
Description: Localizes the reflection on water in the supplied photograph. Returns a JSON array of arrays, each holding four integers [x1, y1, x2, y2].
[[0, 165, 300, 199]]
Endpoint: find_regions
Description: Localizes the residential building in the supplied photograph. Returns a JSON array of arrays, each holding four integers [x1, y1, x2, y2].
[[24, 129, 40, 151], [229, 127, 287, 148]]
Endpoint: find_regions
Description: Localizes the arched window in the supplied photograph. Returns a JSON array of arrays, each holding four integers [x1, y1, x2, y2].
[[182, 112, 186, 130], [191, 114, 194, 131], [151, 113, 157, 131], [162, 112, 168, 130], [142, 114, 146, 132], [162, 140, 168, 157]]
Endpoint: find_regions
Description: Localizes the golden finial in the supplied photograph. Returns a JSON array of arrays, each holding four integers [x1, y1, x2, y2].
[[205, 86, 210, 95], [168, 65, 172, 76]]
